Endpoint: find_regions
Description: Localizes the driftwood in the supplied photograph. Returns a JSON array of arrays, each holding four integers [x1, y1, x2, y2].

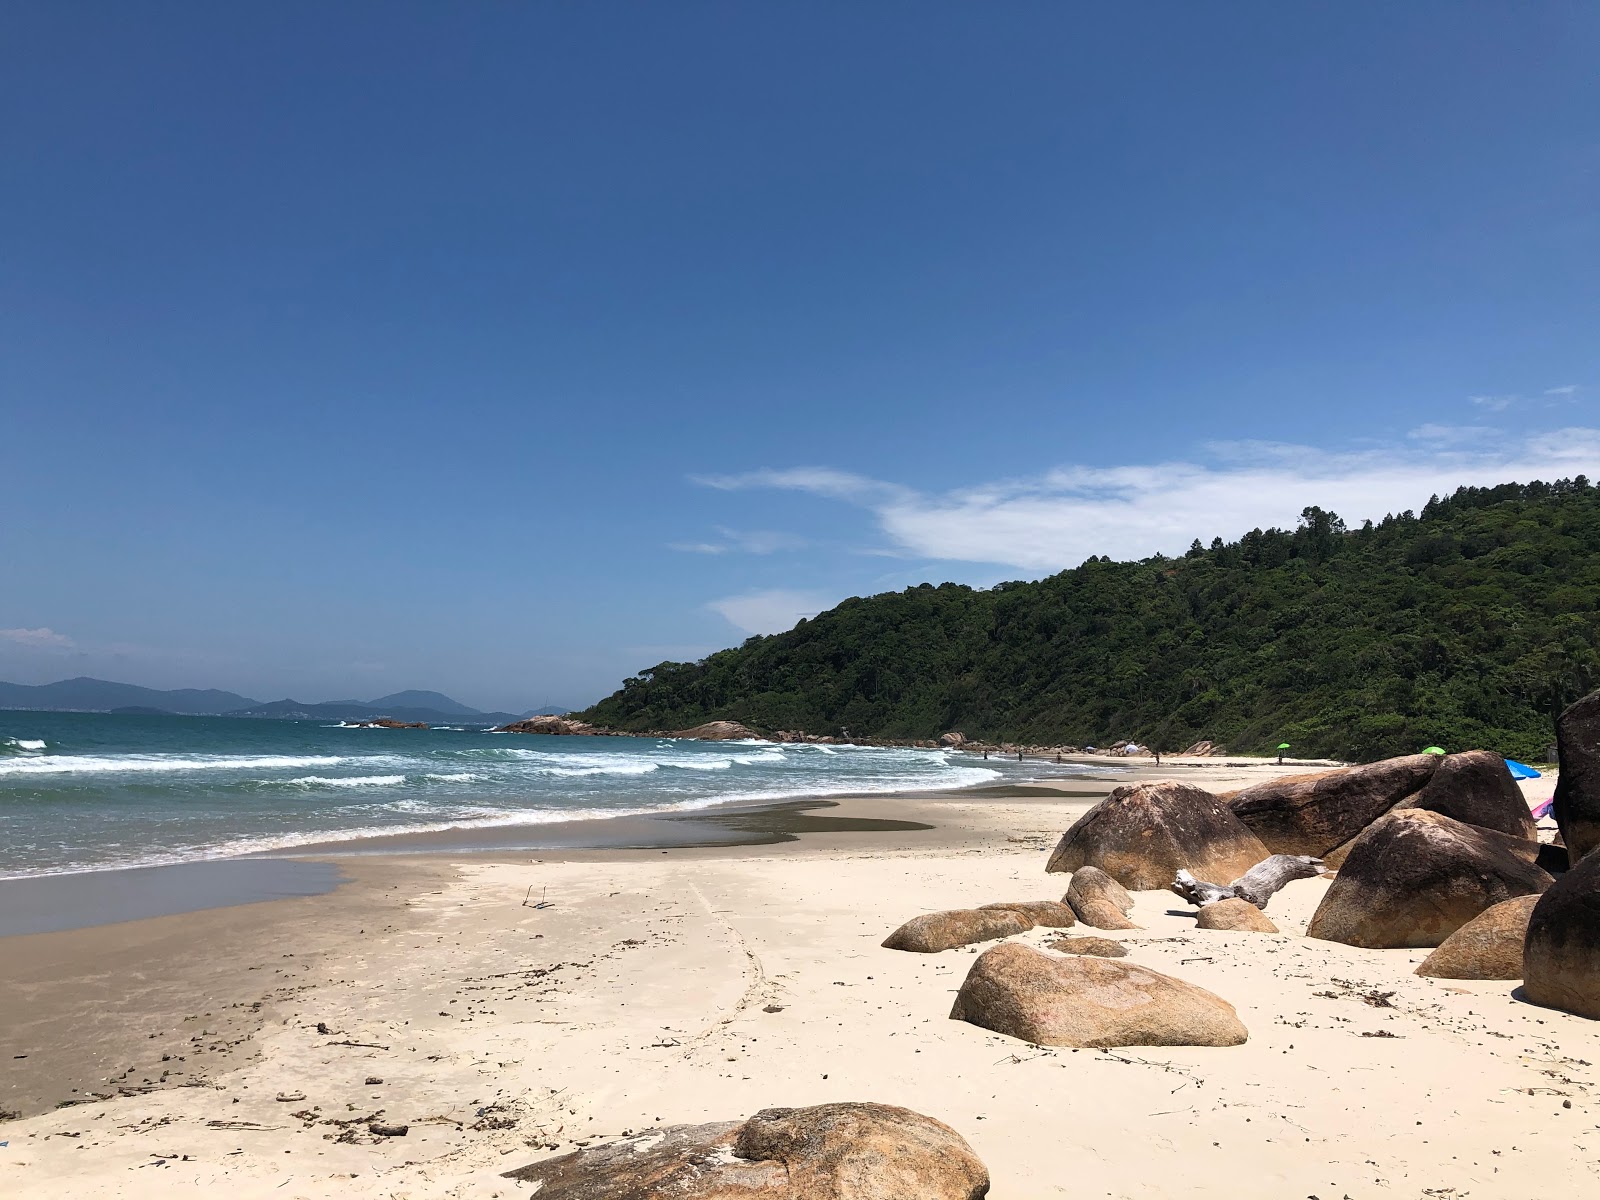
[[1171, 854, 1323, 911]]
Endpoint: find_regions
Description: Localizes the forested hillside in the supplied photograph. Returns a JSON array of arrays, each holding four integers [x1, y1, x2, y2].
[[579, 479, 1600, 761]]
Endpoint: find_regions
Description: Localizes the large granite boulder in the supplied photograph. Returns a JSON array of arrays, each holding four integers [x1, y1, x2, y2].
[[1523, 848, 1600, 1020], [1228, 754, 1439, 857], [1400, 750, 1537, 841], [1554, 690, 1600, 863], [1415, 894, 1540, 980], [1195, 898, 1279, 933], [504, 1101, 990, 1199], [882, 908, 1031, 953], [1046, 781, 1270, 890], [1063, 866, 1140, 930], [979, 900, 1076, 927], [1306, 810, 1552, 949], [950, 942, 1247, 1048]]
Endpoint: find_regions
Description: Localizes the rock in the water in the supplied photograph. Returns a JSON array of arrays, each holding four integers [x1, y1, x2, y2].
[[1064, 866, 1140, 930], [1306, 810, 1552, 949], [1415, 894, 1540, 979], [1400, 750, 1537, 841], [1229, 754, 1440, 857], [675, 720, 766, 741], [495, 715, 599, 735], [1523, 847, 1600, 1019], [1195, 898, 1279, 933], [504, 1102, 991, 1199], [1046, 936, 1128, 957], [978, 900, 1076, 927], [1046, 781, 1270, 890], [882, 908, 1032, 953], [1553, 689, 1600, 863], [949, 942, 1247, 1047]]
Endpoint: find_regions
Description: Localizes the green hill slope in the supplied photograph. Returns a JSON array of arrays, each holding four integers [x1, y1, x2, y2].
[[578, 479, 1600, 762]]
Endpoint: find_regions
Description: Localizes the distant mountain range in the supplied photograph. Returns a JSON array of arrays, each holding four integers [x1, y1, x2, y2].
[[0, 677, 568, 724]]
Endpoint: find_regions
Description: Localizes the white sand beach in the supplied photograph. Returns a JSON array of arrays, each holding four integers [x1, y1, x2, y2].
[[1, 765, 1592, 1199]]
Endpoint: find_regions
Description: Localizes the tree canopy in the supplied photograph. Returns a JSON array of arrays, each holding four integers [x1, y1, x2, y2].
[[578, 478, 1600, 762]]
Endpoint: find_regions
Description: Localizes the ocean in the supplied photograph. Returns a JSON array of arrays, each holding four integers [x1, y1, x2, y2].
[[0, 711, 1086, 879]]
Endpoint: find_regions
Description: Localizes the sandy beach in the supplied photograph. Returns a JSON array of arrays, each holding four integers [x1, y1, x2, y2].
[[2, 759, 1593, 1199]]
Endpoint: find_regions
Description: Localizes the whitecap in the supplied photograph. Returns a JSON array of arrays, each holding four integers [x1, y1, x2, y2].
[[0, 753, 353, 777], [282, 774, 407, 789]]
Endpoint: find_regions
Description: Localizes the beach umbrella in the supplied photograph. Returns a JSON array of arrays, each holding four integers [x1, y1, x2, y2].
[[1504, 759, 1542, 780], [1276, 743, 1291, 751], [1422, 746, 1446, 755]]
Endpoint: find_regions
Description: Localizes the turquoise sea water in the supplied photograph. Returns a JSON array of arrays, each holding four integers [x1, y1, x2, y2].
[[0, 711, 1090, 878]]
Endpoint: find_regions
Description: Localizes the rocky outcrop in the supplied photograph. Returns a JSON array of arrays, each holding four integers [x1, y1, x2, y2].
[[1415, 894, 1540, 980], [351, 718, 429, 729], [675, 720, 766, 741], [1400, 750, 1537, 841], [1045, 936, 1128, 957], [1195, 898, 1279, 933], [1228, 754, 1440, 857], [978, 900, 1076, 927], [1305, 810, 1552, 949], [1046, 781, 1270, 890], [494, 715, 600, 736], [1181, 740, 1217, 757], [882, 908, 1032, 953], [949, 943, 1248, 1048], [503, 1102, 991, 1199], [939, 731, 968, 746], [1553, 690, 1600, 863], [1063, 867, 1140, 930], [1522, 848, 1600, 1019]]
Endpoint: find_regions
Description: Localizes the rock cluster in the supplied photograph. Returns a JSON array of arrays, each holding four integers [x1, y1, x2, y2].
[[494, 715, 602, 736], [503, 1102, 991, 1199]]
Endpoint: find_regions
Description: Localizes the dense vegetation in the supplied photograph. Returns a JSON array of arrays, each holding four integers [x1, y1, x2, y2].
[[579, 480, 1600, 761]]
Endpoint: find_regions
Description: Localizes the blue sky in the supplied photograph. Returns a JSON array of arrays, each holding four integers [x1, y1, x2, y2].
[[3, 2, 1598, 711]]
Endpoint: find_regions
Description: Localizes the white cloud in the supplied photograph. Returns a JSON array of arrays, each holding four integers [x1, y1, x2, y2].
[[1406, 423, 1499, 446], [669, 527, 809, 556], [1545, 385, 1579, 397], [1469, 394, 1515, 412], [707, 589, 833, 636], [0, 627, 75, 650], [698, 427, 1600, 573]]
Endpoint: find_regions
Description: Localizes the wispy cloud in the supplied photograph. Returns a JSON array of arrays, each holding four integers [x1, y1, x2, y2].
[[707, 589, 832, 635], [1406, 423, 1499, 446], [1469, 394, 1515, 412], [697, 427, 1600, 572], [668, 527, 809, 556], [1545, 384, 1579, 397], [0, 627, 75, 650]]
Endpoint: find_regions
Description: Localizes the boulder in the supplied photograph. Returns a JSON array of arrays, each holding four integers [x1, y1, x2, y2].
[[1415, 894, 1540, 980], [1522, 848, 1600, 1019], [1553, 689, 1600, 863], [882, 909, 1032, 953], [1045, 936, 1128, 957], [1181, 740, 1217, 757], [949, 942, 1247, 1047], [978, 900, 1076, 928], [1195, 898, 1279, 933], [675, 720, 766, 741], [1305, 810, 1552, 949], [939, 731, 969, 747], [1046, 781, 1270, 890], [1400, 750, 1537, 841], [1228, 754, 1440, 857], [504, 1102, 991, 1199], [1063, 867, 1140, 930]]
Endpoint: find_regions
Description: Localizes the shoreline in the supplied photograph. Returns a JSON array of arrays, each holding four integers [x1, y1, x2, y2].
[[3, 759, 1580, 1199]]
